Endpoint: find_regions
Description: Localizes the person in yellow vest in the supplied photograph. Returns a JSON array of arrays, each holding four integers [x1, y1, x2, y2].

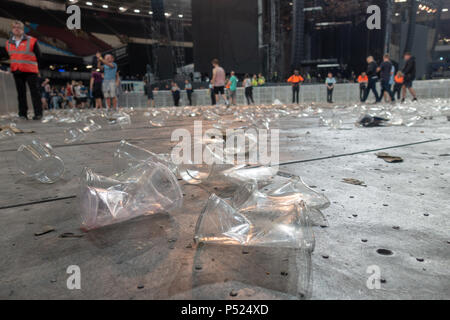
[[287, 70, 304, 104], [251, 74, 259, 87], [393, 71, 404, 100], [257, 73, 266, 86], [5, 21, 42, 120]]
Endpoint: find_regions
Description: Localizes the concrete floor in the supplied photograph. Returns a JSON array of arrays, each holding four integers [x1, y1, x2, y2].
[[0, 102, 449, 300]]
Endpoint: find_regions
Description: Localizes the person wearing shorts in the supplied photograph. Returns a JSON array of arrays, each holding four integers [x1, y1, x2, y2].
[[211, 58, 229, 106], [96, 52, 118, 109], [401, 52, 417, 102]]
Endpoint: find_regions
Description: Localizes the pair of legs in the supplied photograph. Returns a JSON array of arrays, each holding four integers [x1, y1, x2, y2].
[[359, 85, 366, 102], [187, 90, 193, 106], [147, 98, 155, 108], [173, 93, 180, 106], [214, 86, 229, 105], [393, 84, 402, 100], [210, 91, 216, 105], [103, 80, 118, 109], [362, 78, 380, 102], [105, 97, 117, 109], [402, 81, 417, 101], [380, 80, 395, 102], [292, 84, 300, 104], [230, 90, 237, 105], [245, 87, 254, 105], [95, 98, 102, 109], [327, 88, 334, 103], [13, 72, 43, 118]]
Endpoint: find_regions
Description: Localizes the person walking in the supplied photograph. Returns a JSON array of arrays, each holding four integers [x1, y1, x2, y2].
[[357, 72, 368, 102], [171, 81, 181, 106], [287, 70, 304, 104], [243, 74, 254, 105], [144, 79, 155, 108], [90, 69, 103, 109], [362, 56, 380, 103], [6, 20, 43, 120], [401, 52, 418, 102], [96, 52, 119, 109], [185, 79, 193, 106], [325, 73, 336, 103], [393, 71, 404, 100], [211, 58, 229, 106], [378, 54, 395, 103], [228, 71, 238, 106]]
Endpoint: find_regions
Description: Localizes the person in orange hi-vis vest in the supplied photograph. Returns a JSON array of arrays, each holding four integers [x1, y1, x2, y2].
[[5, 20, 43, 120], [393, 71, 404, 100], [357, 72, 369, 102], [287, 70, 304, 104]]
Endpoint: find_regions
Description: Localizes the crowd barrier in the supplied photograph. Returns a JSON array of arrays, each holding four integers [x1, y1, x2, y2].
[[1, 70, 449, 115]]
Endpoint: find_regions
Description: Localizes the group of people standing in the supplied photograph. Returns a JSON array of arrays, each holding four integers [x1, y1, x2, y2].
[[358, 52, 417, 104]]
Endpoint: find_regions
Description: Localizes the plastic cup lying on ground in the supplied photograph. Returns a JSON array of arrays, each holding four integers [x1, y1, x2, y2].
[[16, 140, 65, 183], [79, 160, 183, 230], [64, 127, 86, 144], [0, 128, 15, 140], [113, 140, 177, 175]]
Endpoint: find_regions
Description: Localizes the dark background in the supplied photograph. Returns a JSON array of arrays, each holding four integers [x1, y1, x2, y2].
[[192, 0, 260, 75]]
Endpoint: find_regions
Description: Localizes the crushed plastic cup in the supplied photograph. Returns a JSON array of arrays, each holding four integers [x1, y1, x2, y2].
[[113, 140, 177, 175], [149, 113, 167, 127], [79, 161, 183, 230], [82, 119, 102, 133], [64, 127, 87, 144], [0, 128, 15, 140], [194, 194, 313, 249], [16, 140, 65, 183]]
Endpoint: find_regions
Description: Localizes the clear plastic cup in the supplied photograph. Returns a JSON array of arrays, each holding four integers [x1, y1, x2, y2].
[[64, 127, 86, 144], [79, 160, 183, 230], [16, 140, 65, 183]]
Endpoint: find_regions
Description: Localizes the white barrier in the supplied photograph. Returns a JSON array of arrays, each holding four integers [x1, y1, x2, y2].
[[1, 72, 449, 115], [119, 79, 450, 108]]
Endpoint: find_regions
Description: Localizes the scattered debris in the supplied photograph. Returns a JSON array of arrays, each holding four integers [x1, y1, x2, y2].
[[280, 271, 289, 276], [358, 115, 389, 127], [377, 249, 393, 256], [230, 290, 238, 297], [34, 226, 55, 236], [59, 233, 84, 239], [376, 152, 404, 163], [342, 178, 367, 187]]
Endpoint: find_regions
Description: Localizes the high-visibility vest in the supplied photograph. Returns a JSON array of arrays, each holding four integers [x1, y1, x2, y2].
[[394, 75, 404, 84], [258, 77, 265, 86], [357, 75, 368, 83], [287, 74, 304, 83], [252, 78, 258, 87], [5, 36, 39, 74]]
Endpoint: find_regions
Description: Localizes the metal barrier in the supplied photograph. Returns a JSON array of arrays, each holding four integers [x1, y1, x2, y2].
[[118, 79, 450, 108], [1, 71, 449, 115]]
